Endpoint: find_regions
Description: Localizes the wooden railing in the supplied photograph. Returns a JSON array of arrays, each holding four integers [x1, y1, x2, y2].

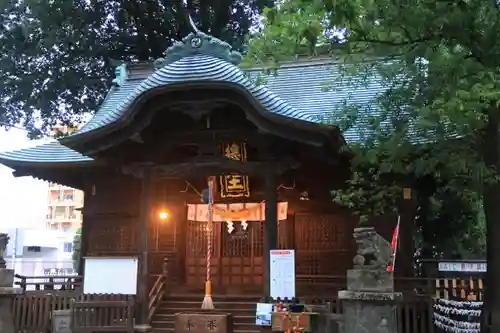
[[72, 295, 135, 333], [14, 273, 83, 292], [12, 293, 134, 333], [148, 258, 169, 323], [295, 274, 485, 300]]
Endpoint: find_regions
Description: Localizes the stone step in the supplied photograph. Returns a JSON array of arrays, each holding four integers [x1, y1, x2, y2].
[[153, 326, 261, 333], [152, 319, 258, 327], [159, 301, 257, 310], [152, 294, 260, 332], [157, 304, 255, 315], [153, 314, 256, 323], [164, 294, 261, 301]]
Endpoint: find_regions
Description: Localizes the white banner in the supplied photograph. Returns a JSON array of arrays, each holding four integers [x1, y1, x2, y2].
[[187, 202, 288, 222]]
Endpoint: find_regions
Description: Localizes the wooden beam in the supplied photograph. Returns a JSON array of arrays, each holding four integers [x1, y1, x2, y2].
[[148, 130, 264, 148], [263, 170, 278, 300], [396, 187, 416, 277], [122, 156, 300, 179], [137, 168, 153, 329]]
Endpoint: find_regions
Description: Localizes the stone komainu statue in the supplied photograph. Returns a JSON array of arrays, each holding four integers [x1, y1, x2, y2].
[[0, 233, 9, 268], [352, 227, 392, 270]]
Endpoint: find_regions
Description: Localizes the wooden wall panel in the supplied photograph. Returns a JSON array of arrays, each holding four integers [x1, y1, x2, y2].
[[83, 173, 142, 256], [84, 174, 141, 216], [294, 213, 355, 276]]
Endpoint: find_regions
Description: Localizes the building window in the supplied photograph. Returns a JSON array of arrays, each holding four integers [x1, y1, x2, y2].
[[63, 190, 74, 201], [63, 242, 73, 253], [68, 206, 76, 219], [50, 190, 61, 202], [27, 246, 41, 252], [54, 206, 66, 218]]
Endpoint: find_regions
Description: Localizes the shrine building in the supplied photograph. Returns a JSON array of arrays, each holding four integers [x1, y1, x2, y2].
[[0, 31, 407, 328]]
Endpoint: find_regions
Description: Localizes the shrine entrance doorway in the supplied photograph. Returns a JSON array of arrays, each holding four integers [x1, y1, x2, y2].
[[184, 202, 288, 294], [185, 220, 264, 293]]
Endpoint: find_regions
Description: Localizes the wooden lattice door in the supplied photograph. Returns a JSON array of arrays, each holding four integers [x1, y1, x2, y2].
[[219, 222, 264, 288], [185, 220, 264, 292], [185, 221, 217, 287]]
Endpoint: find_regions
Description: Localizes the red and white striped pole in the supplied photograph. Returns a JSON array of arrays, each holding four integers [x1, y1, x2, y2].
[[202, 177, 214, 309]]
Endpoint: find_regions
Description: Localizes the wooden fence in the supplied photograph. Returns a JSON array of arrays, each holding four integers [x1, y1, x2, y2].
[[434, 277, 484, 300], [296, 274, 485, 300], [72, 296, 134, 333], [12, 275, 486, 333], [12, 292, 134, 333]]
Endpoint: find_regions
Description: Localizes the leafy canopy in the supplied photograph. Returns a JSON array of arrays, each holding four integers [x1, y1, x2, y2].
[[0, 0, 273, 137], [245, 0, 497, 257]]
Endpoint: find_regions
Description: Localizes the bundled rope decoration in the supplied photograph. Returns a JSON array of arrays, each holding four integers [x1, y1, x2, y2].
[[433, 299, 482, 333]]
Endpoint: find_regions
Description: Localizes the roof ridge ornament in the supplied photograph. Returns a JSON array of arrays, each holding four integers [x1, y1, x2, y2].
[[111, 63, 127, 86], [153, 12, 242, 69]]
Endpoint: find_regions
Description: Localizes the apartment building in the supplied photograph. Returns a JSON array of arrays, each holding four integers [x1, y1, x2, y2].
[[46, 183, 83, 231], [45, 125, 84, 232], [6, 228, 77, 286]]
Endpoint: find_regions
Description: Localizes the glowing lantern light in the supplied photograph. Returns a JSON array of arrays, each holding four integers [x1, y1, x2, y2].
[[159, 211, 169, 221]]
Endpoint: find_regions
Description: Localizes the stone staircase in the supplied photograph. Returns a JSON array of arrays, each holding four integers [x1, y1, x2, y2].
[[151, 294, 261, 333]]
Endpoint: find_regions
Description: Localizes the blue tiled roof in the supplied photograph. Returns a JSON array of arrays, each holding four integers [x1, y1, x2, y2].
[[247, 61, 383, 142], [0, 141, 94, 166], [0, 59, 384, 165], [79, 55, 317, 134]]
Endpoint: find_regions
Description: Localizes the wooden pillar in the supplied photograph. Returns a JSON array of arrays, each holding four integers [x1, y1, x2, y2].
[[78, 181, 94, 276], [137, 169, 153, 328], [396, 187, 416, 277], [263, 170, 278, 299]]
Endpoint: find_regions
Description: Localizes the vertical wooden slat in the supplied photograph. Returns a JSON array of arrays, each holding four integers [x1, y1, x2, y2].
[[411, 300, 419, 333], [404, 299, 411, 333]]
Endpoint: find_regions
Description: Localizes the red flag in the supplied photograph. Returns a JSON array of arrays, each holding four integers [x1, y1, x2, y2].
[[387, 216, 400, 272]]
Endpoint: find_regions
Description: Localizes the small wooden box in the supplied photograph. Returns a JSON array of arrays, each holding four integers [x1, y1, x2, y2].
[[271, 312, 318, 332], [175, 312, 233, 333]]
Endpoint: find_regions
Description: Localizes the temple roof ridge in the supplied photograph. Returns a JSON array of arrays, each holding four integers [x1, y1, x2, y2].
[[154, 32, 243, 69]]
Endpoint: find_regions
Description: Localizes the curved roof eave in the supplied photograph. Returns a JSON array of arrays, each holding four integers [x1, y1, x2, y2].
[[60, 55, 341, 149], [0, 141, 95, 168]]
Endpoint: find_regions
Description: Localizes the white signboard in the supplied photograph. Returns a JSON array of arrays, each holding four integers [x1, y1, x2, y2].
[[83, 257, 138, 294], [270, 250, 295, 300], [438, 262, 486, 273]]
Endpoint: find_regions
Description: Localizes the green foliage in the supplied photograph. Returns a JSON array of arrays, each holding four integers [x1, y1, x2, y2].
[[72, 228, 81, 273], [245, 0, 497, 258], [0, 0, 273, 137]]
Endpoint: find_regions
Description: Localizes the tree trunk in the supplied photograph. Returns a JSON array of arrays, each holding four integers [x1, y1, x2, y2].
[[481, 108, 500, 333]]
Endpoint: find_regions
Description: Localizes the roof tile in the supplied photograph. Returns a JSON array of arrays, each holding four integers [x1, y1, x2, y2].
[[0, 58, 384, 165], [0, 141, 94, 165]]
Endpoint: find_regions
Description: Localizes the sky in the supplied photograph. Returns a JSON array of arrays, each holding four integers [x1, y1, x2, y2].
[[0, 129, 51, 231]]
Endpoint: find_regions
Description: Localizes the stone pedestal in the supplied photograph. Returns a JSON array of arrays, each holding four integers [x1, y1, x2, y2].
[[338, 227, 402, 333], [338, 286, 402, 333], [53, 309, 71, 333], [0, 269, 23, 333]]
